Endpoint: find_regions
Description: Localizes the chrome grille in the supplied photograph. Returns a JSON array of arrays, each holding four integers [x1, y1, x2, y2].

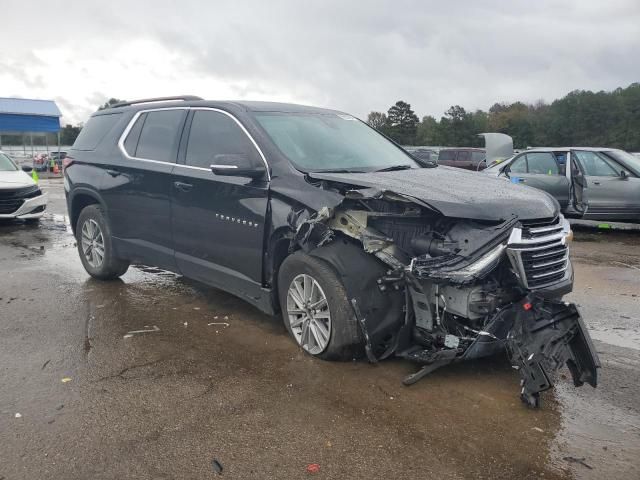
[[506, 216, 571, 289]]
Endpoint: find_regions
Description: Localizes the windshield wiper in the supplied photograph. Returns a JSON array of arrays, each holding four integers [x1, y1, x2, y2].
[[374, 164, 413, 172], [309, 168, 368, 173]]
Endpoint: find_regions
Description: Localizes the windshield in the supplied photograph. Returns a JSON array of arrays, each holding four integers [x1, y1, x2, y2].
[[254, 112, 419, 172], [0, 152, 18, 172], [606, 149, 640, 174]]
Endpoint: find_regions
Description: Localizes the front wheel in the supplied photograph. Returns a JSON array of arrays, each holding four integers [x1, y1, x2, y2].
[[76, 204, 129, 280], [278, 252, 363, 361]]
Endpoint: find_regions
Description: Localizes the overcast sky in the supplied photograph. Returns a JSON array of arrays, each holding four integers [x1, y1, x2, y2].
[[2, 0, 639, 124]]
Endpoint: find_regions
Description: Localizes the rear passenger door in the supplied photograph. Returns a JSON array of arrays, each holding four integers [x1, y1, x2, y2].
[[507, 152, 570, 208], [101, 108, 187, 270], [170, 108, 269, 301]]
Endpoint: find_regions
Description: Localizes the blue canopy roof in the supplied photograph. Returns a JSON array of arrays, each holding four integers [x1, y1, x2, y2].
[[0, 97, 62, 133]]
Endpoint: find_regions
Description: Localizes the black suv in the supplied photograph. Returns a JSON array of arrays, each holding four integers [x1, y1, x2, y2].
[[65, 96, 599, 406]]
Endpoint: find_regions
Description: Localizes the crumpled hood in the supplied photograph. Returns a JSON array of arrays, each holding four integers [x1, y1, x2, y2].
[[0, 170, 35, 188], [310, 166, 559, 221]]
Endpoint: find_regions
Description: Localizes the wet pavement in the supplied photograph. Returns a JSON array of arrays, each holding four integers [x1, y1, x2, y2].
[[0, 179, 638, 479]]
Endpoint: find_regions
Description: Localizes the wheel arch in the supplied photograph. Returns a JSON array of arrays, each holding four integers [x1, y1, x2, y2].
[[69, 188, 107, 235]]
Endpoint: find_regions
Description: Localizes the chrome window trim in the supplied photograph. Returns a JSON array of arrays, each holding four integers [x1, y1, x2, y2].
[[117, 107, 189, 165], [117, 106, 271, 180]]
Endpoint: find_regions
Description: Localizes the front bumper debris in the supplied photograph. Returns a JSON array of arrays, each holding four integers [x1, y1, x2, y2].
[[400, 294, 600, 407], [506, 294, 600, 407]]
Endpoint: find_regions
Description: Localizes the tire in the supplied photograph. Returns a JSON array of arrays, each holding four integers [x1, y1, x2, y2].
[[76, 204, 129, 280], [278, 252, 363, 361]]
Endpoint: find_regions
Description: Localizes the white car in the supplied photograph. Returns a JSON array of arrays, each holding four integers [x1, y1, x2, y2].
[[0, 151, 48, 221]]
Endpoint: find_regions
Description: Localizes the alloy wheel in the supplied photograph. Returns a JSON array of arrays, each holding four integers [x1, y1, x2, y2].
[[286, 273, 332, 355], [81, 219, 105, 268]]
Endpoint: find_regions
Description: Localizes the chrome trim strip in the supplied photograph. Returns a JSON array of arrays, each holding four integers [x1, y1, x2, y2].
[[116, 106, 271, 180], [117, 107, 189, 166], [191, 107, 270, 180]]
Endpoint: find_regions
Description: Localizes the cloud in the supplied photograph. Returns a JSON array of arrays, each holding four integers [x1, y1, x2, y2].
[[1, 0, 639, 124]]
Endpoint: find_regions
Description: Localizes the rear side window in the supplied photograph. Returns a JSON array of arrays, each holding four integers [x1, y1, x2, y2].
[[457, 151, 471, 162], [526, 152, 559, 175], [185, 110, 260, 169], [509, 155, 528, 173], [132, 110, 186, 162], [471, 151, 485, 163], [73, 113, 122, 151], [438, 150, 456, 161]]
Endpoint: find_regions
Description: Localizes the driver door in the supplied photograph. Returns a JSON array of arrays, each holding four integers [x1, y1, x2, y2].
[[572, 150, 640, 220], [170, 109, 270, 303]]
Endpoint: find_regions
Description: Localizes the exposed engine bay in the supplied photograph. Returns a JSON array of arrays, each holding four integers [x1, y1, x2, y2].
[[288, 175, 600, 407]]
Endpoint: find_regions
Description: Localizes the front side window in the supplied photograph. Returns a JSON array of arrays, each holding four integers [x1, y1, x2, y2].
[[133, 110, 186, 162], [526, 152, 559, 175], [185, 110, 260, 169], [574, 151, 620, 177], [0, 152, 18, 171], [254, 112, 418, 172]]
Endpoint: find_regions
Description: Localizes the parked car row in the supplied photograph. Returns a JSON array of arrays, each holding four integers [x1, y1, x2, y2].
[[410, 140, 640, 223], [483, 147, 640, 222], [32, 151, 67, 171]]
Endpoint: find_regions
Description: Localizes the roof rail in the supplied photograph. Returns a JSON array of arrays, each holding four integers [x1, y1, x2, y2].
[[110, 96, 203, 108]]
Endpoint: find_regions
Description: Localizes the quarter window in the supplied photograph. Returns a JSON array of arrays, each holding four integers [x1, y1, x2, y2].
[[133, 110, 186, 162], [73, 113, 122, 151], [185, 110, 260, 169]]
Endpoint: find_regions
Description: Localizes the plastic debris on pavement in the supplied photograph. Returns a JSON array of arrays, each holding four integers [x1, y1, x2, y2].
[[306, 464, 320, 474], [15, 412, 22, 418], [61, 377, 72, 383], [123, 325, 160, 338], [211, 459, 223, 475]]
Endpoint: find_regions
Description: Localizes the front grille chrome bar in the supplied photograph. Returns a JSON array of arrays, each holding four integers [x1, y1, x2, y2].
[[506, 216, 572, 290]]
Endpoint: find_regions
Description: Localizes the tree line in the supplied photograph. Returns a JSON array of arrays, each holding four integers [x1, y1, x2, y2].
[[367, 83, 640, 151], [4, 87, 640, 151]]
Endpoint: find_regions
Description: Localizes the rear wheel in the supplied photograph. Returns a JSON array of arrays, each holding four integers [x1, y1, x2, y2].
[[278, 252, 362, 361], [76, 204, 129, 280]]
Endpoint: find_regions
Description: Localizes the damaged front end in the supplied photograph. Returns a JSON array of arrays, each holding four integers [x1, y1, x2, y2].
[[290, 181, 600, 407]]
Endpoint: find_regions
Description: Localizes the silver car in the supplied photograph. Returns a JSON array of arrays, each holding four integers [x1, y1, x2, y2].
[[484, 147, 640, 222]]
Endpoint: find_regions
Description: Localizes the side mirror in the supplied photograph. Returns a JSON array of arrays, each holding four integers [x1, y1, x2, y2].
[[210, 153, 266, 179], [21, 165, 33, 172], [503, 165, 511, 178], [620, 170, 629, 180]]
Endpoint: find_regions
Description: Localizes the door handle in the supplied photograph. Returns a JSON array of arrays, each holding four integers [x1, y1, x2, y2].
[[106, 169, 121, 177], [593, 181, 600, 185], [518, 178, 526, 183], [173, 181, 193, 192]]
